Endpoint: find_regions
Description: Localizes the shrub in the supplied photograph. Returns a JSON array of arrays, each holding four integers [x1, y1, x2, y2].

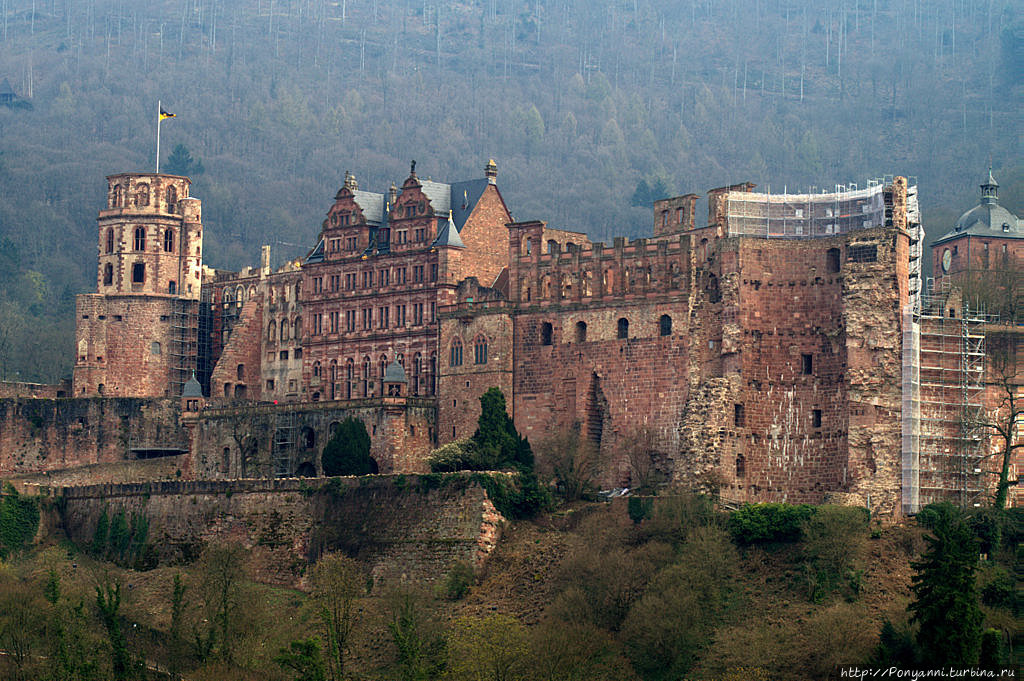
[[914, 501, 958, 530], [627, 497, 653, 524], [728, 503, 815, 544], [322, 417, 374, 476], [444, 561, 475, 601], [0, 485, 40, 559]]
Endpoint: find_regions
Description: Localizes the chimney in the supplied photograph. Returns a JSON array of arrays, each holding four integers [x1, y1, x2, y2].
[[485, 159, 498, 185]]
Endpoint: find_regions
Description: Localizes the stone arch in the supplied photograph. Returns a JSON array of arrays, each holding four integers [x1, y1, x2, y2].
[[136, 183, 150, 207], [575, 320, 587, 343], [617, 317, 629, 339], [296, 461, 317, 477], [581, 270, 593, 297], [301, 426, 316, 450]]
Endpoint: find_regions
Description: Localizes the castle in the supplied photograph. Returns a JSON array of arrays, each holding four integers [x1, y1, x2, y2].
[[3, 162, 1017, 517]]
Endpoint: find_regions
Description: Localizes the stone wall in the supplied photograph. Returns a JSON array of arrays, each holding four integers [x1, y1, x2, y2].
[[58, 475, 504, 590], [188, 399, 436, 478], [0, 398, 185, 476]]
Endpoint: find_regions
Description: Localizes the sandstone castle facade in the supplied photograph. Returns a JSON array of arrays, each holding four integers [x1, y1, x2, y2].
[[3, 162, 1015, 516]]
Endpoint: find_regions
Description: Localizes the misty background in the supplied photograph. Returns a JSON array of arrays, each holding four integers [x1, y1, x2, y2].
[[0, 0, 1020, 381]]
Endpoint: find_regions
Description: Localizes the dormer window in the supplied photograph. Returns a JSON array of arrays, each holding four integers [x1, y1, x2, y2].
[[1003, 223, 1010, 232]]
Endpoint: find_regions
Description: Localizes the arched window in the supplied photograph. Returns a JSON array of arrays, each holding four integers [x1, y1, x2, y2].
[[413, 353, 422, 395], [235, 285, 244, 304], [575, 321, 587, 343], [617, 318, 629, 339], [379, 355, 388, 394], [136, 183, 150, 207], [236, 364, 245, 381], [345, 358, 354, 399], [362, 356, 371, 397], [474, 336, 488, 364], [105, 228, 115, 253], [396, 353, 404, 368], [293, 317, 302, 338], [134, 226, 146, 251], [541, 322, 553, 346], [163, 229, 175, 252], [429, 353, 437, 395], [329, 360, 338, 400], [659, 314, 672, 336], [281, 319, 289, 341], [268, 322, 276, 342], [112, 184, 123, 208], [166, 185, 177, 213], [103, 263, 113, 286], [450, 338, 463, 367]]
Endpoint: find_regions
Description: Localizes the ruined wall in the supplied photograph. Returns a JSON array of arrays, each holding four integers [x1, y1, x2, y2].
[[210, 296, 264, 400], [59, 475, 504, 590], [0, 398, 185, 476], [188, 400, 436, 478], [507, 225, 694, 486], [0, 380, 71, 399]]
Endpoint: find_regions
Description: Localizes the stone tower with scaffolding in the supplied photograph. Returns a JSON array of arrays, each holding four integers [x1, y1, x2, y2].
[[73, 173, 203, 397]]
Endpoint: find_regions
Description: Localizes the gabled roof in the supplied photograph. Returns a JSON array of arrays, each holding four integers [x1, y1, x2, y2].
[[182, 374, 204, 398], [449, 179, 490, 231], [304, 238, 325, 264], [352, 190, 385, 225], [431, 213, 465, 249], [419, 180, 451, 216]]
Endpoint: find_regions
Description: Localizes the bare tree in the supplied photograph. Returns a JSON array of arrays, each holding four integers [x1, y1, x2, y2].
[[535, 425, 601, 500], [310, 552, 365, 681], [973, 334, 1022, 509], [619, 427, 666, 491]]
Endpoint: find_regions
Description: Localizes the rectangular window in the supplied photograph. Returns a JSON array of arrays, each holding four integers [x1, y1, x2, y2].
[[430, 264, 438, 281], [380, 269, 390, 286], [330, 275, 339, 292], [413, 265, 424, 282], [132, 263, 145, 283], [346, 273, 356, 290], [312, 314, 322, 336], [430, 302, 436, 322], [329, 311, 339, 334], [379, 307, 389, 329], [266, 379, 275, 390], [362, 308, 372, 330], [415, 228, 425, 242], [734, 404, 745, 427], [847, 244, 878, 263], [396, 304, 406, 327], [397, 268, 407, 284], [812, 409, 822, 428], [280, 350, 289, 360], [345, 309, 356, 332], [413, 303, 423, 325], [802, 353, 813, 375], [313, 277, 323, 293], [293, 348, 302, 358]]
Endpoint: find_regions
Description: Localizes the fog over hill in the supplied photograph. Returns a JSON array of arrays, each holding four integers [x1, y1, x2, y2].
[[0, 0, 1020, 381]]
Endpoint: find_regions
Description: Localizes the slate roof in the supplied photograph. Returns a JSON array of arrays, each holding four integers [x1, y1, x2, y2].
[[352, 190, 386, 225], [418, 180, 451, 217], [383, 360, 408, 384], [304, 238, 325, 264], [183, 374, 204, 398], [431, 212, 465, 249], [933, 172, 1023, 245]]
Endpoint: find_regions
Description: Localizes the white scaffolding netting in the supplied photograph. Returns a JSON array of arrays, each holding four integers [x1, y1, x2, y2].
[[724, 184, 887, 238]]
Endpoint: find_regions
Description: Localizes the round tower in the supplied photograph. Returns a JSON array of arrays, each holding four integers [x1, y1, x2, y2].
[[75, 173, 205, 398]]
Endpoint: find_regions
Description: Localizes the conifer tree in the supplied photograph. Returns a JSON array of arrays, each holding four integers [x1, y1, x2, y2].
[[908, 505, 982, 665]]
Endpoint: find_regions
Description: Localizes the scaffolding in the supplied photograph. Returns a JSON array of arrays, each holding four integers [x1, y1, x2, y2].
[[169, 298, 199, 397], [272, 410, 298, 478], [724, 184, 887, 238], [902, 279, 990, 513]]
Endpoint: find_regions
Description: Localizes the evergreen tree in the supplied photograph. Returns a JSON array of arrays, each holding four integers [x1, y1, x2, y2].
[[163, 144, 205, 177], [321, 418, 375, 476], [908, 506, 983, 665]]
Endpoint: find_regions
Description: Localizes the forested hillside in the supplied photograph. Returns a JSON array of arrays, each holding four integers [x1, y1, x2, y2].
[[0, 0, 1021, 381]]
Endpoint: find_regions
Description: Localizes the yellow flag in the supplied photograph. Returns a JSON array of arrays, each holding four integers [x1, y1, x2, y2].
[[159, 107, 176, 121]]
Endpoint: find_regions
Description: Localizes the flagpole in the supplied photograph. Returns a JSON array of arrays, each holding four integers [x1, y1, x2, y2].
[[156, 99, 161, 173]]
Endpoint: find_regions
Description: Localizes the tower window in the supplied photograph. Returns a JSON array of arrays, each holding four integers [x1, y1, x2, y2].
[[105, 228, 115, 253], [103, 263, 113, 285], [802, 354, 813, 375], [166, 186, 177, 213], [812, 409, 822, 428], [826, 248, 841, 273], [134, 226, 146, 251], [237, 364, 245, 381], [734, 403, 745, 427], [168, 281, 176, 294], [659, 314, 672, 336], [575, 321, 587, 343], [617, 318, 629, 339], [164, 229, 175, 252], [131, 263, 145, 283], [541, 322, 553, 346], [736, 453, 745, 478]]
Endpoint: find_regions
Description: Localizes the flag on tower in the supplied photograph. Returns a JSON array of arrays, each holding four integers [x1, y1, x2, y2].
[[159, 107, 176, 121]]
